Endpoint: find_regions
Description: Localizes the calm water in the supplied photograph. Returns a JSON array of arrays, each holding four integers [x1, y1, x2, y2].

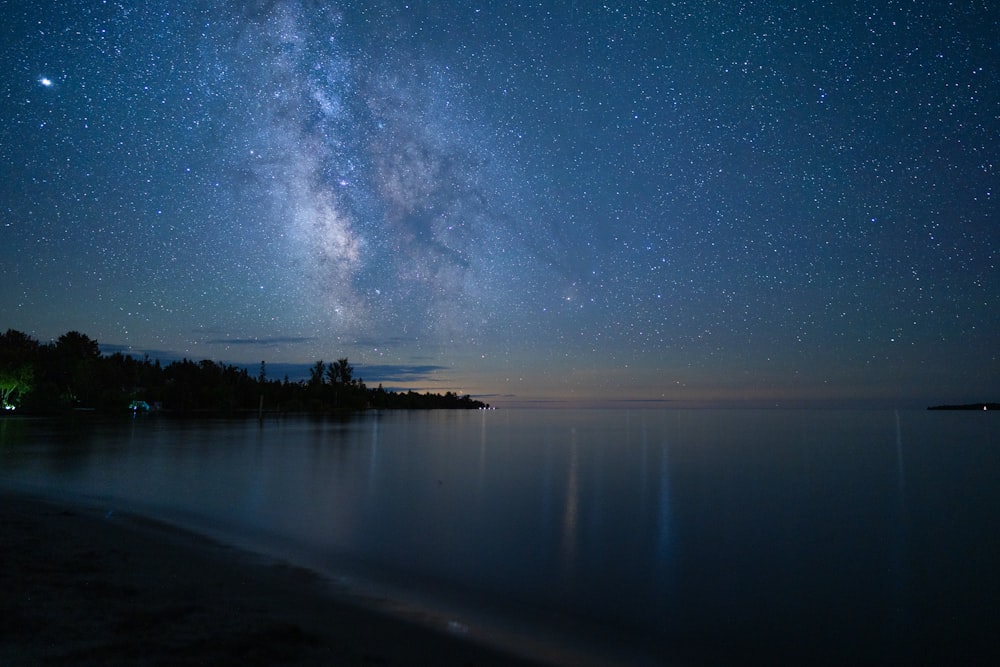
[[1, 409, 998, 665]]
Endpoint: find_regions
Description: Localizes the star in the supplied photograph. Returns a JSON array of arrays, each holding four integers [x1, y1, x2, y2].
[[0, 1, 996, 407]]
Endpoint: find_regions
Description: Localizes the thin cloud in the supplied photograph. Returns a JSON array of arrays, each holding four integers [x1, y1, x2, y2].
[[358, 364, 449, 382], [204, 336, 315, 346]]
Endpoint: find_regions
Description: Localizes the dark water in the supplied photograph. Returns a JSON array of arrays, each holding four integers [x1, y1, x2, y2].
[[2, 409, 998, 665]]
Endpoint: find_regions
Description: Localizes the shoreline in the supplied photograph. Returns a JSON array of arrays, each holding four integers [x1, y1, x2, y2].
[[0, 491, 545, 666]]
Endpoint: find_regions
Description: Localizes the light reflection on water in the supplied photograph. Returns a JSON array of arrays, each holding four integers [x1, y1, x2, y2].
[[1, 409, 998, 665]]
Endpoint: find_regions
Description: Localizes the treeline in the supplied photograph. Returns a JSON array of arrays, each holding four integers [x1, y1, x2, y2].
[[0, 329, 488, 415]]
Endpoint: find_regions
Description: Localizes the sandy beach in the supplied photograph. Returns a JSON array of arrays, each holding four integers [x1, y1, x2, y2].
[[0, 492, 544, 666]]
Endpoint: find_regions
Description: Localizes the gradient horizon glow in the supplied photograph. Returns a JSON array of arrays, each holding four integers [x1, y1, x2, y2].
[[2, 1, 997, 407]]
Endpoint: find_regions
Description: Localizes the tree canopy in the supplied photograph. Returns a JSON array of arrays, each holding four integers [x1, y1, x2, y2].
[[0, 329, 488, 414]]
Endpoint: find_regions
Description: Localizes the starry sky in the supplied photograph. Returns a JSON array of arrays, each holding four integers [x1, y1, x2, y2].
[[1, 1, 997, 407]]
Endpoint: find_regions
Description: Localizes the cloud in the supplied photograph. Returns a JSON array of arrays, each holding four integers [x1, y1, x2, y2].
[[203, 336, 315, 346], [231, 362, 452, 385], [252, 362, 313, 382], [99, 344, 189, 364], [357, 364, 449, 383], [100, 341, 451, 387]]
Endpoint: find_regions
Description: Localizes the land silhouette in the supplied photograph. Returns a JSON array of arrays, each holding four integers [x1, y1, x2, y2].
[[927, 403, 1000, 411], [0, 329, 487, 414]]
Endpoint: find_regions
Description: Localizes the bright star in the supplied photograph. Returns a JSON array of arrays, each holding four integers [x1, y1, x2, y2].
[[39, 77, 53, 87]]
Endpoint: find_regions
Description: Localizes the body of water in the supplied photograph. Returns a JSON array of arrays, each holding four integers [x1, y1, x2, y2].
[[1, 408, 998, 665]]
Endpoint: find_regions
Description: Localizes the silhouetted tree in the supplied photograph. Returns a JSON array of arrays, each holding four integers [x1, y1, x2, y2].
[[0, 327, 488, 415], [0, 329, 39, 409], [308, 360, 326, 388], [55, 331, 100, 359], [339, 358, 354, 385], [50, 331, 102, 407]]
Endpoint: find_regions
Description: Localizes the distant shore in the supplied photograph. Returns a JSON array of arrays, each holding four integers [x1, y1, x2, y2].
[[926, 403, 1000, 411], [0, 491, 540, 666]]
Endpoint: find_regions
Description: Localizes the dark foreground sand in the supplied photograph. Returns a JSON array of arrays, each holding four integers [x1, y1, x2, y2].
[[0, 492, 544, 666]]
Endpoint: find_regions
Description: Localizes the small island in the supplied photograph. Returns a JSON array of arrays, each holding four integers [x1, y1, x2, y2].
[[927, 403, 1000, 411], [1, 328, 489, 415]]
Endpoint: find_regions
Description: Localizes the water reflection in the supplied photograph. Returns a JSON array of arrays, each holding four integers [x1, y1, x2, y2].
[[890, 410, 911, 649], [477, 410, 487, 501], [560, 427, 580, 579], [367, 416, 379, 498], [2, 409, 999, 665], [655, 440, 673, 591]]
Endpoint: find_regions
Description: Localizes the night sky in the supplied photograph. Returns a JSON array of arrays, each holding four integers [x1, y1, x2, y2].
[[2, 1, 997, 407]]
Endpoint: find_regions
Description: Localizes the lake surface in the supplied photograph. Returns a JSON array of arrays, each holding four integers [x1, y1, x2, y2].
[[2, 409, 998, 665]]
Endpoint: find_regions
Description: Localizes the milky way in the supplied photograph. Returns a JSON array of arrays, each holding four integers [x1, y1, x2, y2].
[[1, 1, 997, 404], [196, 1, 556, 347]]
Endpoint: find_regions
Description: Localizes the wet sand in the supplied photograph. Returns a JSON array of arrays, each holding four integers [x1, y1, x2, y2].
[[0, 492, 544, 666]]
